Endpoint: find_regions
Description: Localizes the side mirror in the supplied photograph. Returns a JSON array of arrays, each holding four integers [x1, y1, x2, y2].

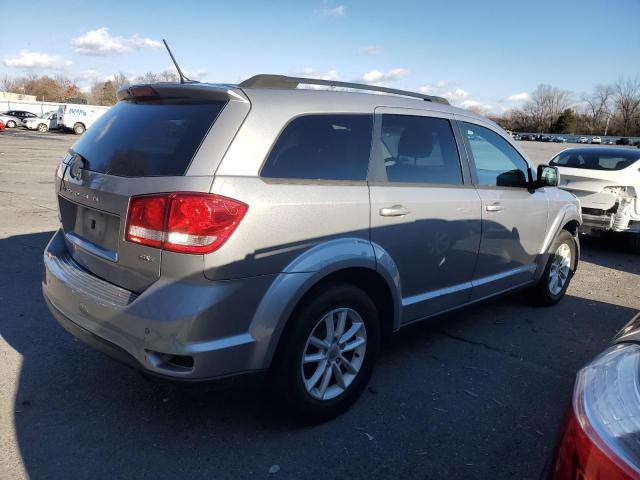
[[536, 164, 559, 188]]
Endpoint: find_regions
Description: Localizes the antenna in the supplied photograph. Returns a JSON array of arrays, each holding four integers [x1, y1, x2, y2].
[[162, 39, 195, 84]]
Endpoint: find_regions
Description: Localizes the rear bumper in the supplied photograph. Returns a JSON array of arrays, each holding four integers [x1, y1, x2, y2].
[[42, 229, 277, 380]]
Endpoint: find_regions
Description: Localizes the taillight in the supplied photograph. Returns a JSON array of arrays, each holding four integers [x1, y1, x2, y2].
[[552, 343, 640, 480], [125, 193, 247, 254]]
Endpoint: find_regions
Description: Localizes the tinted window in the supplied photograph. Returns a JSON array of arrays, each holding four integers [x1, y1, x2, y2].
[[550, 150, 640, 171], [463, 123, 529, 187], [71, 99, 226, 177], [261, 114, 373, 181], [378, 115, 462, 184]]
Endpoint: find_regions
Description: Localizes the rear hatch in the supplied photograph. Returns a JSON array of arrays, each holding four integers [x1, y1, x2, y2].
[[57, 83, 250, 292]]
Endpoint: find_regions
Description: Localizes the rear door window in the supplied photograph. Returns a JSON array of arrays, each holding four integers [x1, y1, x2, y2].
[[71, 99, 226, 177], [377, 114, 463, 184], [261, 114, 373, 181]]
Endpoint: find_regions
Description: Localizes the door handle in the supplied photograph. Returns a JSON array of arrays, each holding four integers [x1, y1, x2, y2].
[[379, 205, 411, 217], [486, 203, 505, 212]]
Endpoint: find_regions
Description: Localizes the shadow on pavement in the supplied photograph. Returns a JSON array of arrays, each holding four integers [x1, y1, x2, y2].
[[1, 231, 637, 479]]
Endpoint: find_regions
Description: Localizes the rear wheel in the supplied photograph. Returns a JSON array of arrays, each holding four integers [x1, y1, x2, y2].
[[37, 123, 48, 132], [73, 123, 85, 135], [274, 282, 380, 422], [6, 120, 16, 128], [527, 230, 577, 306]]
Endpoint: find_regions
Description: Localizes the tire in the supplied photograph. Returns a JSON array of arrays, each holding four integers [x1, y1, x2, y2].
[[73, 123, 85, 135], [6, 120, 16, 128], [273, 282, 380, 422], [527, 230, 577, 306], [37, 123, 48, 133]]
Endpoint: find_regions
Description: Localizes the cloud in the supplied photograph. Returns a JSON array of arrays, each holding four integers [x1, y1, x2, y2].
[[295, 67, 340, 81], [72, 27, 162, 56], [288, 68, 341, 89], [359, 68, 409, 84], [3, 50, 72, 70], [419, 80, 448, 94], [163, 66, 208, 81], [505, 92, 531, 103], [360, 45, 381, 55], [442, 88, 470, 102], [321, 4, 346, 16], [460, 99, 492, 111], [75, 69, 103, 82], [418, 80, 492, 112]]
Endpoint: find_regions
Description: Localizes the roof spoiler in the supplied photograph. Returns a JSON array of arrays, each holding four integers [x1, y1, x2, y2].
[[116, 83, 247, 103], [239, 74, 450, 105]]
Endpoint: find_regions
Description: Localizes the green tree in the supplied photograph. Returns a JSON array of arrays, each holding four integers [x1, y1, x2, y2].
[[552, 108, 576, 133], [101, 80, 117, 105]]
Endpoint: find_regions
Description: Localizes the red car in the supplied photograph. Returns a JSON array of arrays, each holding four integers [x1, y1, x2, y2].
[[0, 119, 5, 131], [552, 312, 640, 479]]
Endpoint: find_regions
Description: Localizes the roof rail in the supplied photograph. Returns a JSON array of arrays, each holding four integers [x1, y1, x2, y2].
[[238, 74, 450, 105]]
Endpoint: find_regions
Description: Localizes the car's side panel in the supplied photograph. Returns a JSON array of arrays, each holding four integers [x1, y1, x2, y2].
[[533, 188, 582, 280], [252, 240, 403, 368], [453, 116, 551, 299], [205, 176, 372, 280]]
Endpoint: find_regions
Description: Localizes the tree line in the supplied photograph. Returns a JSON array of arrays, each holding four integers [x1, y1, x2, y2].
[[2, 71, 639, 136], [488, 76, 640, 137], [0, 71, 179, 107]]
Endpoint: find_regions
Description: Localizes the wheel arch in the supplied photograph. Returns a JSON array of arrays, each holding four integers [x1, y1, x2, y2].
[[534, 203, 582, 281], [251, 239, 402, 370]]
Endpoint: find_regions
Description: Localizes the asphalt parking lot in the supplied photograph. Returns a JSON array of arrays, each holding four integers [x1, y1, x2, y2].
[[1, 129, 639, 479]]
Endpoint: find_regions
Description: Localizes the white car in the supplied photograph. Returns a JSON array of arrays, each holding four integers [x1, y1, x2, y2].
[[0, 113, 22, 128], [578, 136, 589, 144], [23, 111, 59, 132], [591, 136, 602, 144], [550, 147, 640, 248]]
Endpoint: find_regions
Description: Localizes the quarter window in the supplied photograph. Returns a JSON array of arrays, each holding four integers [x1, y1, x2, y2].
[[463, 123, 530, 188], [377, 114, 463, 184], [261, 114, 373, 181]]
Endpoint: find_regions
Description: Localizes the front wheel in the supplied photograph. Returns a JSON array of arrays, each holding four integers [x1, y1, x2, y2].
[[73, 123, 85, 135], [6, 120, 16, 128], [273, 282, 380, 422], [527, 230, 577, 306], [37, 123, 48, 132]]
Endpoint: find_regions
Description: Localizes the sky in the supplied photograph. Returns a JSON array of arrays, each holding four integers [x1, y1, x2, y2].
[[1, 0, 639, 113]]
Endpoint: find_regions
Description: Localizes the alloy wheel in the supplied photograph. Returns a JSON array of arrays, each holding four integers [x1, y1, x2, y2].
[[301, 307, 367, 401], [549, 243, 571, 295]]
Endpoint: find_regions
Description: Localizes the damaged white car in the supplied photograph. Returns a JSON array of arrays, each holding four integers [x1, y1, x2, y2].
[[550, 147, 640, 248]]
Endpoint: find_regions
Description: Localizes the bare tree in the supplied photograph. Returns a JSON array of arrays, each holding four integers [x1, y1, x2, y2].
[[134, 70, 179, 84], [110, 72, 130, 92], [613, 76, 640, 136], [0, 74, 19, 93], [583, 84, 614, 134], [524, 84, 572, 132]]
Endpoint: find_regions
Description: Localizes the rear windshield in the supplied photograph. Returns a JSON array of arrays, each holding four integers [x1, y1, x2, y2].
[[71, 99, 226, 177], [550, 150, 640, 171]]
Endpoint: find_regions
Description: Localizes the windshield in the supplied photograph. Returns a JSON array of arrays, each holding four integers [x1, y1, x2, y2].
[[550, 150, 640, 171], [71, 99, 226, 177]]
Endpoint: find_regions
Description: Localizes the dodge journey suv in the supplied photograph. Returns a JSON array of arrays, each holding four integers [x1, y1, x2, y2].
[[43, 75, 581, 419]]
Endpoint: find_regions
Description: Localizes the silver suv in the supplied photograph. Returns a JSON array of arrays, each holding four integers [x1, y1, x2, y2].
[[43, 75, 581, 419]]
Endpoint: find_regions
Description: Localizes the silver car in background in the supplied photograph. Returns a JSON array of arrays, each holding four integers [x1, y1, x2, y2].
[[42, 75, 581, 420], [0, 112, 22, 128]]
